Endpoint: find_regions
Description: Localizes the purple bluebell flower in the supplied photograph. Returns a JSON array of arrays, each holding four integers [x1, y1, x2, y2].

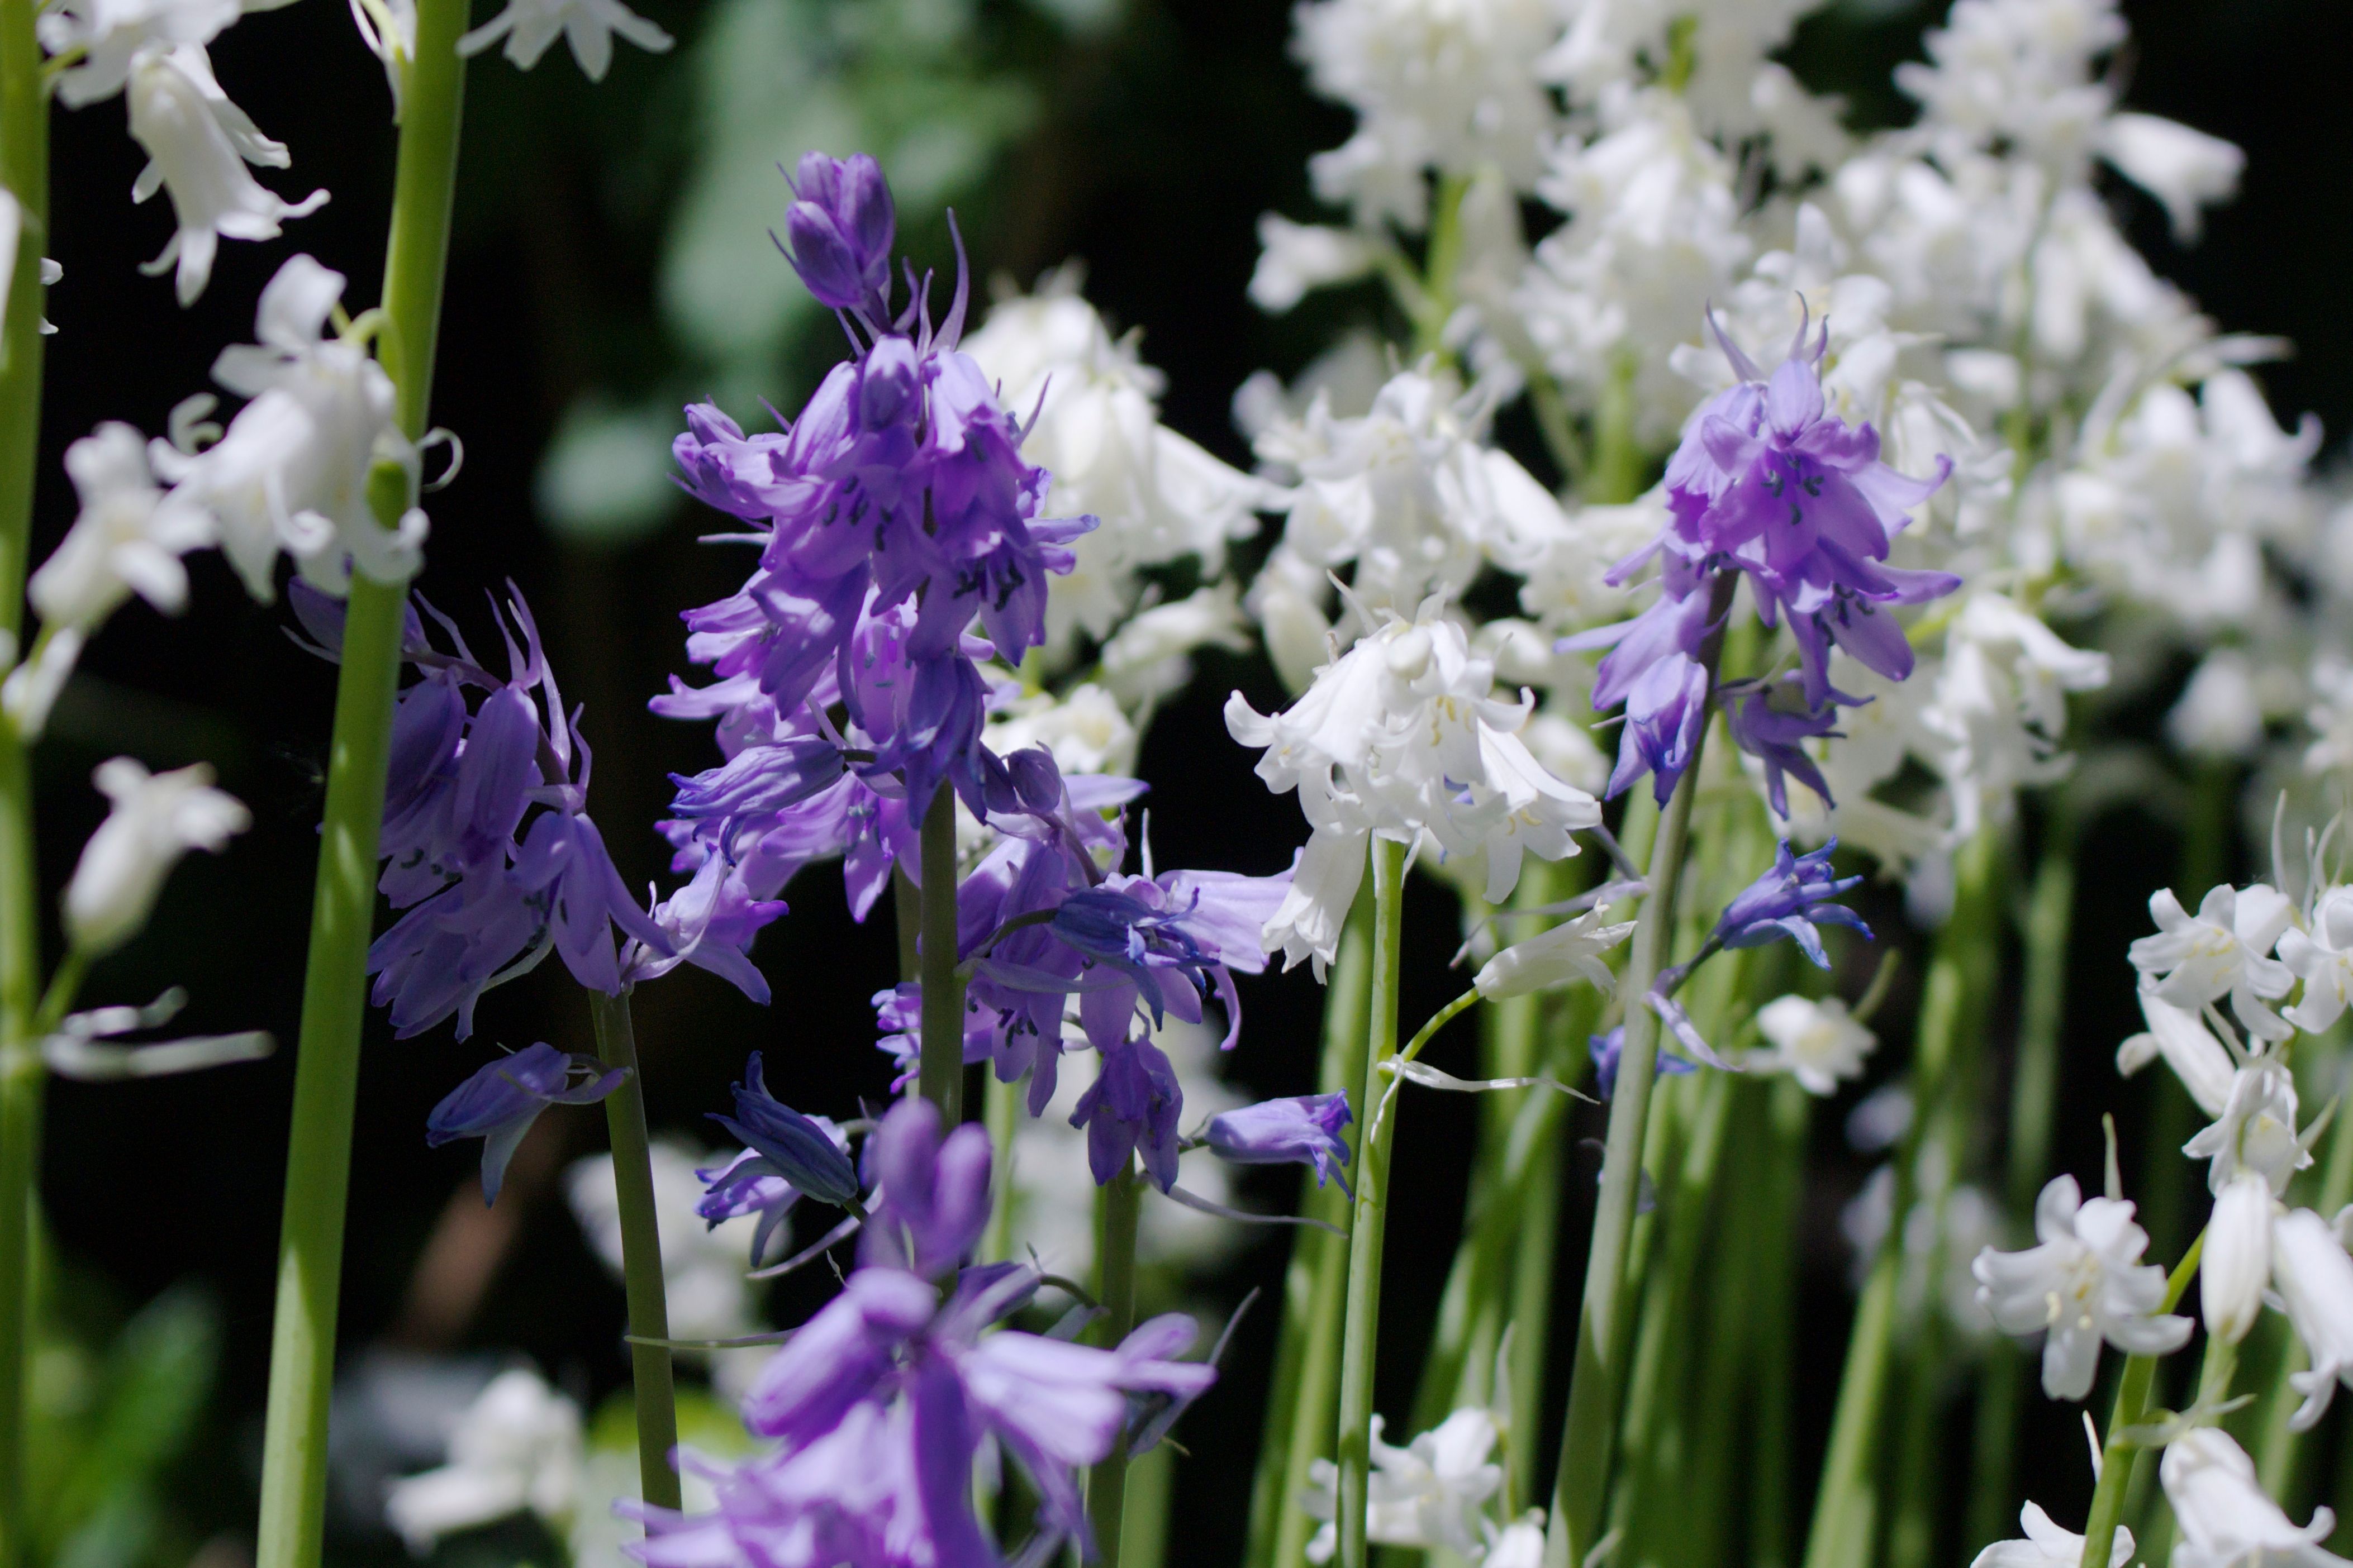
[[1713, 839, 1871, 968], [623, 850, 789, 1004], [859, 1098, 994, 1279], [1204, 1093, 1354, 1194], [658, 152, 1101, 875], [695, 1148, 805, 1267], [360, 589, 687, 1040], [1071, 1033, 1185, 1192], [1563, 307, 1956, 806], [1667, 309, 1958, 709], [710, 1052, 862, 1210], [1587, 1026, 1695, 1101], [780, 152, 895, 320], [1720, 675, 1844, 817], [638, 1258, 1216, 1568], [426, 1042, 623, 1203]]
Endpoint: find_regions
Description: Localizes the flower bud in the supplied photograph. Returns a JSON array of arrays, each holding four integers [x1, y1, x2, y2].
[[2203, 1173, 2273, 1344], [1473, 911, 1634, 1001], [64, 757, 249, 956]]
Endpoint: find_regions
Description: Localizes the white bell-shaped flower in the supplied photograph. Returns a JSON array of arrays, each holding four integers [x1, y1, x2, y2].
[[1970, 1174, 2192, 1401], [28, 422, 212, 631], [2270, 1207, 2353, 1432], [2116, 989, 2238, 1119], [1968, 1502, 2132, 1568], [2127, 882, 2297, 1043], [2280, 885, 2353, 1033], [2162, 1427, 2347, 1568], [1304, 1408, 1503, 1563], [1227, 599, 1600, 975], [64, 757, 250, 956], [160, 254, 426, 599], [126, 43, 326, 306], [457, 0, 671, 81], [383, 1367, 584, 1553], [2184, 1060, 2315, 1198], [1473, 908, 1634, 1001], [1750, 995, 1879, 1097], [39, 0, 243, 107]]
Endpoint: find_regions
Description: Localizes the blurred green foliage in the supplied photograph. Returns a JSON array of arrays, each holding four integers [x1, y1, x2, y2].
[[25, 1260, 221, 1568]]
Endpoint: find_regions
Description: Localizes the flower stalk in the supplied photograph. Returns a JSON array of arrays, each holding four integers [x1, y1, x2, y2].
[[1090, 1166, 1144, 1566], [918, 787, 965, 1124], [1334, 837, 1409, 1568], [1800, 826, 2000, 1568], [253, 7, 467, 1568], [591, 987, 681, 1512], [0, 0, 44, 1553], [1248, 895, 1373, 1568], [2078, 1231, 2205, 1568], [1543, 574, 1737, 1568]]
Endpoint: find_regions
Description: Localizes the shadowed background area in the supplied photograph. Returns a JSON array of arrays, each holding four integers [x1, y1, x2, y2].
[[20, 0, 2353, 1565]]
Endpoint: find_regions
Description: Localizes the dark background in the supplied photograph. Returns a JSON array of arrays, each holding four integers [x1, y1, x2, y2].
[[24, 0, 2352, 1561]]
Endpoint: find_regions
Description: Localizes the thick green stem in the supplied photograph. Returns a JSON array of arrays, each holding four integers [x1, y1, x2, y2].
[[1803, 828, 2003, 1568], [1250, 895, 1375, 1568], [1334, 840, 1409, 1568], [253, 12, 465, 1568], [918, 788, 964, 1123], [1090, 1169, 1143, 1566], [591, 989, 681, 1511], [2079, 1234, 2205, 1568], [1543, 753, 1709, 1568], [0, 0, 45, 1556]]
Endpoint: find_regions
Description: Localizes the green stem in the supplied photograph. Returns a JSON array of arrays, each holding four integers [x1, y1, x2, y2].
[[590, 988, 681, 1511], [253, 10, 466, 1567], [0, 0, 44, 1553], [2255, 1030, 2353, 1504], [1747, 1077, 1810, 1568], [1334, 838, 1408, 1568], [2079, 1233, 2205, 1568], [1803, 827, 2003, 1568], [918, 788, 964, 1123], [982, 1066, 1020, 1265], [1406, 860, 1580, 1441], [1543, 736, 1711, 1568], [1970, 813, 2079, 1550], [895, 864, 921, 984], [1250, 894, 1374, 1568], [1090, 1169, 1143, 1566], [1588, 356, 1642, 507]]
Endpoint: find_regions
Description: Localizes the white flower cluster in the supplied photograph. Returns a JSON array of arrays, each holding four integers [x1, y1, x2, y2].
[[1228, 599, 1600, 975], [7, 253, 429, 751], [1966, 857, 2353, 1561], [1237, 0, 2351, 925]]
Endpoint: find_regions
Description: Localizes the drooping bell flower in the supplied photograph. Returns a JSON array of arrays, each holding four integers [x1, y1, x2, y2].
[[426, 1043, 624, 1204]]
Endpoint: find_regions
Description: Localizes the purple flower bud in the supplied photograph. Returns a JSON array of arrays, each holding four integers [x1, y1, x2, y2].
[[426, 1042, 624, 1204], [860, 1098, 994, 1278], [781, 152, 895, 316], [710, 1051, 862, 1210], [1205, 1092, 1354, 1194], [1713, 840, 1871, 968]]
